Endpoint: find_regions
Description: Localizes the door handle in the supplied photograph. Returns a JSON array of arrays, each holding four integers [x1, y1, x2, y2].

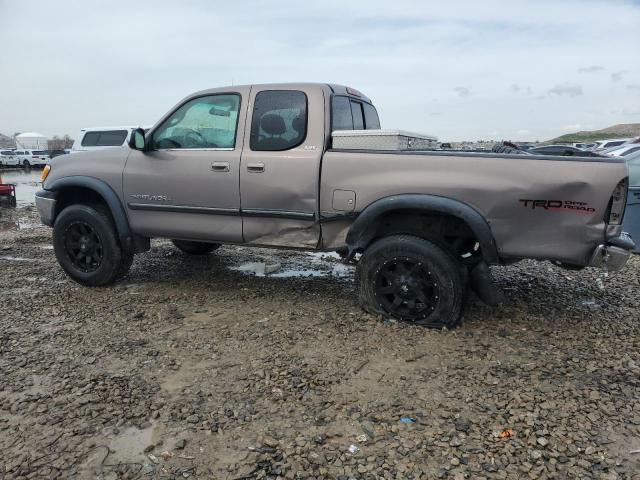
[[211, 161, 229, 172], [247, 162, 265, 173]]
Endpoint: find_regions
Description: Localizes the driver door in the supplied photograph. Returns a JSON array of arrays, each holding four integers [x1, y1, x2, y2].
[[123, 89, 249, 242]]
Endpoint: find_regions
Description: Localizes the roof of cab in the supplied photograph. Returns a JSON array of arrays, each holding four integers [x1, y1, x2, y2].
[[187, 82, 373, 104]]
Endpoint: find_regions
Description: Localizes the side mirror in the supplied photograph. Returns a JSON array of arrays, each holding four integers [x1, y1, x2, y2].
[[129, 128, 147, 151]]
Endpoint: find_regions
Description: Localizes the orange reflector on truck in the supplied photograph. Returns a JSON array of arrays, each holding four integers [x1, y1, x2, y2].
[[41, 165, 51, 183]]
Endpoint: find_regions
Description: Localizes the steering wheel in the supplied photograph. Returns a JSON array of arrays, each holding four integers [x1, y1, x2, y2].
[[183, 130, 207, 148]]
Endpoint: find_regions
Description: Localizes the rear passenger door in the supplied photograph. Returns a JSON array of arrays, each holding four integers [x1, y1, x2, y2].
[[240, 86, 324, 247]]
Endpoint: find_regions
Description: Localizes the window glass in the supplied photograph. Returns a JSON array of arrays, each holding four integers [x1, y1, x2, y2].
[[32, 150, 47, 155], [153, 94, 240, 149], [629, 156, 640, 187], [363, 103, 381, 129], [605, 141, 624, 148], [1, 151, 13, 155], [331, 96, 353, 131], [621, 146, 640, 156], [250, 90, 307, 151], [350, 101, 364, 130], [97, 130, 128, 146], [81, 132, 100, 147]]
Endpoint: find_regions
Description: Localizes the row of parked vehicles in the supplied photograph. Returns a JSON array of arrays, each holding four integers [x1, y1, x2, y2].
[[0, 149, 66, 168], [0, 126, 146, 168], [509, 137, 640, 158]]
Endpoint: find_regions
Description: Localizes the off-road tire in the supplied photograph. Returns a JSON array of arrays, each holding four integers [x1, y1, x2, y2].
[[172, 239, 220, 255], [356, 235, 466, 328], [53, 204, 132, 286]]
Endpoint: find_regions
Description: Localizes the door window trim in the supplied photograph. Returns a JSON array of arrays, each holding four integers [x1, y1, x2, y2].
[[149, 92, 243, 151]]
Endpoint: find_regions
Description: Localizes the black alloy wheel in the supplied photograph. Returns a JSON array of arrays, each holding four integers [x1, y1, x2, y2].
[[356, 235, 467, 328], [373, 256, 439, 320], [64, 221, 103, 272]]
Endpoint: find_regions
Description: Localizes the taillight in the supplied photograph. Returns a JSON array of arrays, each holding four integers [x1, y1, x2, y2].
[[608, 178, 628, 225]]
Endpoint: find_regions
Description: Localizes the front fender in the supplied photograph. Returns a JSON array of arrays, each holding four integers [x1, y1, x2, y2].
[[45, 175, 132, 242]]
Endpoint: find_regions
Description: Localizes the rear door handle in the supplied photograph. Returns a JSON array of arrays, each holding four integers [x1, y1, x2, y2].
[[211, 161, 229, 172], [247, 162, 265, 173]]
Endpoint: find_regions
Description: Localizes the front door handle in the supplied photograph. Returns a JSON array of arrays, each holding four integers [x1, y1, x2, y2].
[[211, 162, 229, 172], [247, 162, 265, 173]]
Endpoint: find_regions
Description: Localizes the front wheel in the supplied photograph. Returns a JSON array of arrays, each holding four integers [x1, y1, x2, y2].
[[171, 239, 220, 255], [356, 235, 466, 328], [53, 204, 133, 286]]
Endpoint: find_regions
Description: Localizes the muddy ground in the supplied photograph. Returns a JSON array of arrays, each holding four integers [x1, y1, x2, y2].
[[1, 205, 640, 480]]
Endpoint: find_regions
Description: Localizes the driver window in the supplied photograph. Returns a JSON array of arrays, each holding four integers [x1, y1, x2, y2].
[[152, 94, 240, 149]]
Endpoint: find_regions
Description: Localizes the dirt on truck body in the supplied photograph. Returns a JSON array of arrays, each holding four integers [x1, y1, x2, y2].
[[35, 82, 634, 328]]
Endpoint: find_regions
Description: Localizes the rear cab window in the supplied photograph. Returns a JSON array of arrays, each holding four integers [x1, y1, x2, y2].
[[330, 95, 380, 132], [81, 130, 128, 147]]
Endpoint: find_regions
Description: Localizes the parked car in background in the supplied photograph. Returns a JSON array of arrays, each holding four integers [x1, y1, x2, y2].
[[592, 138, 633, 152], [72, 126, 146, 152], [47, 149, 68, 159], [0, 150, 19, 167], [622, 149, 640, 253], [601, 144, 640, 157], [13, 149, 50, 167], [529, 145, 602, 157], [573, 142, 596, 149]]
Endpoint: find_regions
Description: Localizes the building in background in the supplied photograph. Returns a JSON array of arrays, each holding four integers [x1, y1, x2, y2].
[[15, 132, 48, 149]]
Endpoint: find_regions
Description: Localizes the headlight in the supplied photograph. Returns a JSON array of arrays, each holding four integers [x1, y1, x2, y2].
[[40, 164, 51, 183], [608, 177, 628, 225]]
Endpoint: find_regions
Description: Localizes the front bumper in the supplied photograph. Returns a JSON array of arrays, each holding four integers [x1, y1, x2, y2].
[[588, 232, 635, 271], [35, 189, 57, 226]]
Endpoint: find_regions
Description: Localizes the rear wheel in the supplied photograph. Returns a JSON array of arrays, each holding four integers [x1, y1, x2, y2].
[[172, 239, 220, 255], [53, 204, 132, 286], [356, 235, 466, 328], [22, 160, 30, 168]]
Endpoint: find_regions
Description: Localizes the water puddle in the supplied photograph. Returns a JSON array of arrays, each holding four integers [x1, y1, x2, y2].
[[0, 218, 39, 231], [231, 251, 353, 279], [108, 424, 157, 463], [0, 255, 38, 262]]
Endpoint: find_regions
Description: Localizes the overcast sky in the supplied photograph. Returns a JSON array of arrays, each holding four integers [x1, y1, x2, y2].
[[1, 0, 639, 141]]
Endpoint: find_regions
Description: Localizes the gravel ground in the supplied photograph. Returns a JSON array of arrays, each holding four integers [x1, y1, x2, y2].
[[1, 206, 640, 480]]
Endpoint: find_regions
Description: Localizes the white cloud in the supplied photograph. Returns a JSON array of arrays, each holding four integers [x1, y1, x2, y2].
[[454, 86, 471, 97], [611, 70, 629, 82], [578, 65, 605, 73], [548, 84, 584, 97], [0, 0, 638, 142]]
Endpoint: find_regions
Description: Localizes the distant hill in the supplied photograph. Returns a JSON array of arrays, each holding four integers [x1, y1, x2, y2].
[[549, 123, 640, 143]]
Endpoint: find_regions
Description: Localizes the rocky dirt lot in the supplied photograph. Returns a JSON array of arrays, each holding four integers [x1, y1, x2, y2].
[[1, 206, 640, 480]]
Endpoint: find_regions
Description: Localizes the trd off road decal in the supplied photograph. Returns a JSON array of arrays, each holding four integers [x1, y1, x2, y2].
[[519, 199, 596, 214]]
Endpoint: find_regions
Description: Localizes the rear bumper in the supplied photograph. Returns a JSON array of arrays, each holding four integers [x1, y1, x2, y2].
[[35, 189, 57, 226], [588, 232, 635, 271]]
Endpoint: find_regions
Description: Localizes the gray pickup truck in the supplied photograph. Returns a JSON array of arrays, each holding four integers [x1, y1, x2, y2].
[[36, 83, 634, 328]]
